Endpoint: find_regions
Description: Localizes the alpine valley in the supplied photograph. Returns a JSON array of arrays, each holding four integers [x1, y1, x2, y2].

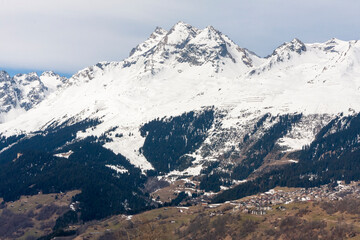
[[1, 22, 360, 239]]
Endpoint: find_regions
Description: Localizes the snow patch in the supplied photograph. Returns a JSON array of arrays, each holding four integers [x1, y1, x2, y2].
[[54, 150, 73, 159], [105, 164, 129, 174]]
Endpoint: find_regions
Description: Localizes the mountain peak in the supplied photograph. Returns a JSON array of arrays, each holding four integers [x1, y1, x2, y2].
[[13, 72, 40, 83], [172, 21, 195, 29], [325, 38, 346, 46], [189, 25, 223, 45], [124, 22, 261, 75], [129, 26, 168, 57], [204, 25, 222, 36], [164, 21, 199, 46], [0, 70, 11, 82], [268, 38, 306, 61], [205, 25, 218, 32], [0, 71, 50, 113], [152, 26, 167, 36], [291, 38, 303, 43], [40, 71, 68, 91], [286, 38, 306, 54], [41, 71, 57, 77]]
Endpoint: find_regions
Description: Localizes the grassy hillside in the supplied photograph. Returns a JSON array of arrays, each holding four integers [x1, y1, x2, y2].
[[62, 193, 360, 240], [0, 191, 79, 240]]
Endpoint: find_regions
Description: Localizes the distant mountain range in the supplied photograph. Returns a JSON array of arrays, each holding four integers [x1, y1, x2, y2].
[[0, 71, 66, 114]]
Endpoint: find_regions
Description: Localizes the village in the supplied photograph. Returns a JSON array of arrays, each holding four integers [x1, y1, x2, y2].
[[199, 181, 360, 216], [152, 177, 360, 217]]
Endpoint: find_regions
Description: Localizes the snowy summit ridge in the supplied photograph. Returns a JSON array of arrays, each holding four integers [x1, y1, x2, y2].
[[121, 21, 262, 76]]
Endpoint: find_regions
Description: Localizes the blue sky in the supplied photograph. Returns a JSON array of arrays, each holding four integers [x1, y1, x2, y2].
[[1, 0, 360, 77], [4, 68, 72, 78]]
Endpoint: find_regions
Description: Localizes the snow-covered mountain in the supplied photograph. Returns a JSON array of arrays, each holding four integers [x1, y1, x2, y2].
[[1, 21, 360, 178], [0, 71, 67, 118]]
